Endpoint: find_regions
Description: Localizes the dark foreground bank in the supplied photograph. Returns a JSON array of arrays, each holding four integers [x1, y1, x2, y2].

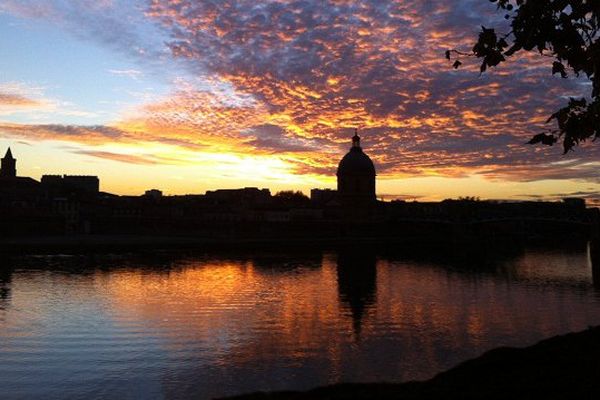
[[223, 326, 600, 400]]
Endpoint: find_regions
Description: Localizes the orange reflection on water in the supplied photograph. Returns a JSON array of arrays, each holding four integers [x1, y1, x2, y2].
[[101, 255, 351, 372], [1, 248, 600, 398]]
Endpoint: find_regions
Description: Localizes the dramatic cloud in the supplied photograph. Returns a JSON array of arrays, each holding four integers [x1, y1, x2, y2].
[[141, 0, 593, 181], [72, 149, 185, 165], [2, 0, 597, 187], [0, 83, 48, 114], [0, 82, 99, 119], [0, 123, 128, 144]]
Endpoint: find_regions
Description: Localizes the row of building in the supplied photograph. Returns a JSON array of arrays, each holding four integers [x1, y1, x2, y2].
[[0, 133, 594, 239]]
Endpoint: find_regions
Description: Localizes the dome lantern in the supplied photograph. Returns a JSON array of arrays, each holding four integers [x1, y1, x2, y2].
[[352, 128, 361, 148]]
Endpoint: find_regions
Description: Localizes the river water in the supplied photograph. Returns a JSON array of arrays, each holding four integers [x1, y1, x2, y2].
[[1, 245, 600, 399]]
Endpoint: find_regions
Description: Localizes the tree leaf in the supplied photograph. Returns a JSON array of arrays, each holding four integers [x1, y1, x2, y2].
[[528, 133, 557, 146], [552, 61, 567, 78]]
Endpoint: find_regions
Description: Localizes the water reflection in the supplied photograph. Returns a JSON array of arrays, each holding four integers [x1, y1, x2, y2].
[[590, 241, 600, 289], [337, 250, 377, 338], [0, 265, 12, 311], [1, 245, 600, 399]]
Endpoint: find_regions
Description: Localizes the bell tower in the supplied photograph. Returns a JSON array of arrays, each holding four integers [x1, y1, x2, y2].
[[1, 148, 16, 178]]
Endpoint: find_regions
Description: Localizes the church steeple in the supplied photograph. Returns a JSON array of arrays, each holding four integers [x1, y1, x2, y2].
[[1, 147, 16, 178]]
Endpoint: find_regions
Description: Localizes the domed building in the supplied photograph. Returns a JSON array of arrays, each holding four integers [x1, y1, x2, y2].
[[336, 129, 376, 206]]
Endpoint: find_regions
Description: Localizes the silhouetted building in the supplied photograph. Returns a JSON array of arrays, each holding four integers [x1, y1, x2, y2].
[[337, 131, 377, 217], [0, 147, 41, 202], [205, 187, 271, 206], [0, 148, 16, 178], [310, 188, 337, 204], [563, 197, 586, 210], [41, 175, 99, 195], [337, 130, 376, 207], [0, 144, 595, 239]]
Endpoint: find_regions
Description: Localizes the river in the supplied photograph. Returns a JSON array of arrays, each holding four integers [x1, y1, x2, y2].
[[1, 244, 599, 399]]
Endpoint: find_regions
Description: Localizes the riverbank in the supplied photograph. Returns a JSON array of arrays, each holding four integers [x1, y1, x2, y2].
[[0, 235, 400, 254], [223, 326, 600, 399], [0, 233, 588, 255]]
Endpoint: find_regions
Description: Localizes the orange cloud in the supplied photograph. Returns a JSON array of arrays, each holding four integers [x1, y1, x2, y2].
[[0, 92, 42, 108], [1, 0, 597, 188]]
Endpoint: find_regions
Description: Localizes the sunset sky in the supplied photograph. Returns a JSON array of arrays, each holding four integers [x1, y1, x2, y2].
[[0, 0, 598, 202]]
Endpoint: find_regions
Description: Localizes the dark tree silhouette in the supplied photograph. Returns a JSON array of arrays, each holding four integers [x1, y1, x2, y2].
[[447, 0, 600, 153], [273, 190, 310, 207]]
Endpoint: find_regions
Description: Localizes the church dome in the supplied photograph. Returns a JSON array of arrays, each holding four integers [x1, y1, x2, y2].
[[336, 130, 377, 206], [336, 132, 376, 177]]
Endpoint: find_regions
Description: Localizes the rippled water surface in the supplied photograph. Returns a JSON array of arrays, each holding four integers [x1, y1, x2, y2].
[[1, 246, 600, 399]]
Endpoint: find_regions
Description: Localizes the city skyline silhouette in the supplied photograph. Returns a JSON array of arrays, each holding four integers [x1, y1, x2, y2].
[[1, 0, 600, 204], [2, 1, 600, 399]]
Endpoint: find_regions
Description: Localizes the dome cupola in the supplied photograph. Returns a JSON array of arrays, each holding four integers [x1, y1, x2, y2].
[[337, 131, 376, 177], [336, 129, 376, 204]]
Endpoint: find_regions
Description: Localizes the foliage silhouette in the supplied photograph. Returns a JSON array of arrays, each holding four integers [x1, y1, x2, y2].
[[273, 190, 310, 207], [447, 0, 600, 153]]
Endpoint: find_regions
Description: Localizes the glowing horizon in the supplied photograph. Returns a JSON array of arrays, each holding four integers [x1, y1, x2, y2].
[[1, 1, 599, 204]]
